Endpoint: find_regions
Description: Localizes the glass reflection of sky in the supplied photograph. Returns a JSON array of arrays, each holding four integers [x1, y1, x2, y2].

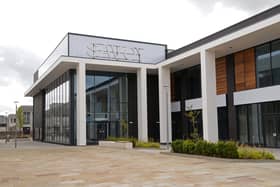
[[86, 75, 113, 90]]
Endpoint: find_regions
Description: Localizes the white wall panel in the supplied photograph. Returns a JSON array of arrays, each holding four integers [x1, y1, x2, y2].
[[69, 34, 166, 64], [234, 85, 280, 105], [185, 94, 227, 111]]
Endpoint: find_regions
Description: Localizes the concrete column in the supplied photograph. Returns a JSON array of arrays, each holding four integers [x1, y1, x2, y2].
[[137, 67, 148, 142], [158, 67, 172, 144], [76, 62, 87, 146], [200, 50, 218, 142]]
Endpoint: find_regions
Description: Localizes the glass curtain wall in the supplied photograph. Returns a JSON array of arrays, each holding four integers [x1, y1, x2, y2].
[[237, 104, 263, 146], [45, 72, 71, 144], [256, 39, 280, 87], [84, 72, 128, 144], [237, 102, 280, 147]]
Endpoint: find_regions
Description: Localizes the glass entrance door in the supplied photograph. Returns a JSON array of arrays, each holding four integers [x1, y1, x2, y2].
[[85, 72, 128, 145], [264, 115, 280, 148]]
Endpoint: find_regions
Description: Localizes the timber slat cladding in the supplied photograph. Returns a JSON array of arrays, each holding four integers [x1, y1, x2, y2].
[[244, 48, 256, 89], [216, 57, 228, 95], [234, 48, 256, 91], [234, 51, 246, 91]]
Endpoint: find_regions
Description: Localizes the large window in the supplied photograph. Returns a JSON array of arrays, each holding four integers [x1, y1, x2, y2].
[[45, 72, 71, 144], [83, 72, 128, 144], [171, 65, 201, 101], [236, 102, 280, 147], [237, 104, 263, 145], [272, 40, 280, 85], [23, 112, 30, 124], [256, 39, 280, 88]]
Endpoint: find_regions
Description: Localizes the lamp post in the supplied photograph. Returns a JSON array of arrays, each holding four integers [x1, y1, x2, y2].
[[14, 101, 19, 148], [5, 112, 8, 144]]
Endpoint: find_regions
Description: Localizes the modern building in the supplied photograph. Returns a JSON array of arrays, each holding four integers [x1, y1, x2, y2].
[[25, 5, 280, 147], [0, 115, 8, 132], [7, 114, 16, 129], [21, 105, 33, 135]]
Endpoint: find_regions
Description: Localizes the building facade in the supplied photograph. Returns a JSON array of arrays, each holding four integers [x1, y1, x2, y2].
[[7, 114, 16, 129], [21, 105, 33, 135], [0, 115, 8, 132], [26, 5, 280, 147]]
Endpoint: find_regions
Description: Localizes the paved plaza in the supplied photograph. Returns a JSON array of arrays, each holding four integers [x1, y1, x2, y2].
[[0, 141, 280, 186]]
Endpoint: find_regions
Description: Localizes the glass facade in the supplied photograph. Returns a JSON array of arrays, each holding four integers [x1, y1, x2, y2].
[[237, 102, 280, 147], [256, 39, 280, 88], [74, 71, 129, 144], [23, 112, 31, 124], [172, 65, 201, 101], [45, 72, 71, 144]]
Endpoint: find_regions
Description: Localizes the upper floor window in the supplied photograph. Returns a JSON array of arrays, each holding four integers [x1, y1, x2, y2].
[[256, 39, 280, 88], [24, 112, 31, 124]]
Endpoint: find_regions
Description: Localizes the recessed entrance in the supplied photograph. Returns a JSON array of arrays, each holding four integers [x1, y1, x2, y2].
[[85, 72, 129, 144]]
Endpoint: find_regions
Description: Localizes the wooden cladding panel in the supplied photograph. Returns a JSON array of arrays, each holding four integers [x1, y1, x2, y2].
[[244, 48, 256, 89], [234, 52, 245, 91], [234, 48, 256, 91], [216, 57, 227, 95]]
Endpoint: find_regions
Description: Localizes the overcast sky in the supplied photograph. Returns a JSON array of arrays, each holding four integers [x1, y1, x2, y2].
[[0, 0, 279, 115]]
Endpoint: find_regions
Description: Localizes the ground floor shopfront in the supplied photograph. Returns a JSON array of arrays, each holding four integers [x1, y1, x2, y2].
[[33, 69, 160, 145]]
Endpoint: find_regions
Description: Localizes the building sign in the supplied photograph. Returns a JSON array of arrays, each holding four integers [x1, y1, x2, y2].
[[69, 34, 166, 64], [86, 43, 143, 63]]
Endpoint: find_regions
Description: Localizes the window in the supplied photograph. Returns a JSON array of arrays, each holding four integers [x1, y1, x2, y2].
[[237, 103, 267, 146], [84, 72, 128, 144], [24, 112, 31, 124], [44, 72, 71, 144], [173, 65, 201, 100], [272, 40, 280, 85], [237, 105, 248, 144], [256, 39, 280, 88], [256, 43, 272, 87]]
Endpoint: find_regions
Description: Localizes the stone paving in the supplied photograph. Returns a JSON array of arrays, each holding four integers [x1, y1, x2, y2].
[[0, 141, 280, 186]]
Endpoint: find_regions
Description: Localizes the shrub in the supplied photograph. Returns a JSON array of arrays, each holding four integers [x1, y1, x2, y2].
[[238, 147, 275, 160], [204, 142, 217, 156], [172, 139, 238, 159], [183, 140, 196, 154], [194, 140, 208, 155], [216, 141, 238, 159], [136, 141, 160, 149], [171, 140, 184, 153]]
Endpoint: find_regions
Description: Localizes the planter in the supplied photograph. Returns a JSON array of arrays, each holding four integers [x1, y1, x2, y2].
[[98, 141, 133, 149]]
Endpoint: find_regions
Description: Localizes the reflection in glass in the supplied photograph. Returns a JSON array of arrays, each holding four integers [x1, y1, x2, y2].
[[237, 105, 248, 144], [85, 72, 128, 144], [44, 72, 71, 144], [256, 44, 272, 87], [272, 40, 280, 85]]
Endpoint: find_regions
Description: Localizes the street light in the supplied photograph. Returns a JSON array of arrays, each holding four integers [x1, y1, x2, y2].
[[14, 101, 19, 148], [5, 112, 8, 144]]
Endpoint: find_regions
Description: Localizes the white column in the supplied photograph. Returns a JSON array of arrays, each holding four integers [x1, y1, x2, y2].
[[76, 62, 87, 146], [159, 67, 172, 144], [200, 50, 218, 142], [137, 67, 148, 142]]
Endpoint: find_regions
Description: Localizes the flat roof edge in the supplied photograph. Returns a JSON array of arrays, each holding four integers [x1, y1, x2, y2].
[[167, 4, 280, 59]]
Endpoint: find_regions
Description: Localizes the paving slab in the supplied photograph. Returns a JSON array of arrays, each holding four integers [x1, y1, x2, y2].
[[0, 141, 280, 186]]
